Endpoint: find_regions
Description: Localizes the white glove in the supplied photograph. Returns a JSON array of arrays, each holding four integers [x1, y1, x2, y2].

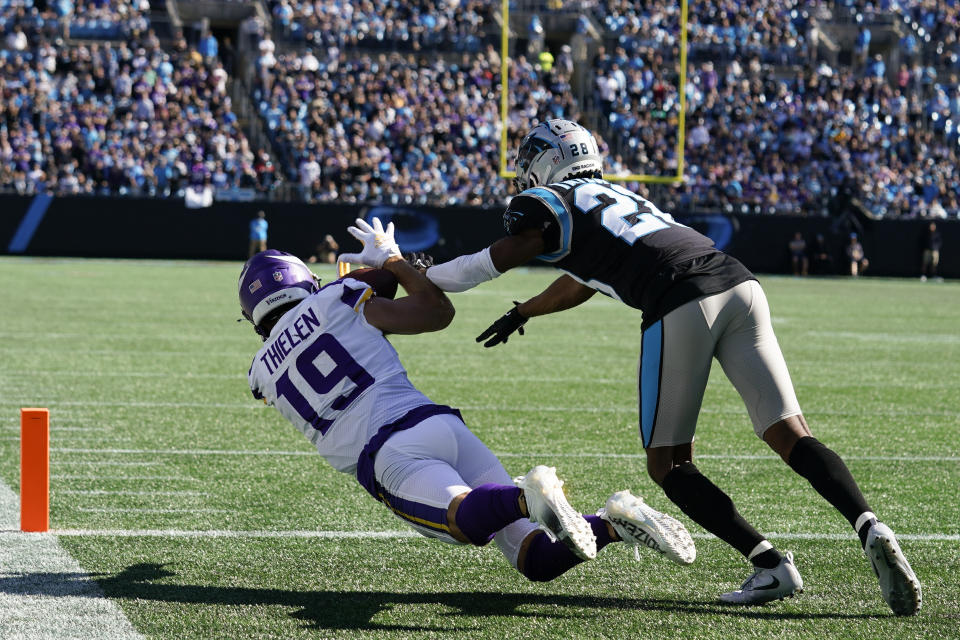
[[338, 217, 402, 268]]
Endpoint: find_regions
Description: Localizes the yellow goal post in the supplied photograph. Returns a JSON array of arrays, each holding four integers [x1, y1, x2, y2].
[[498, 0, 689, 184]]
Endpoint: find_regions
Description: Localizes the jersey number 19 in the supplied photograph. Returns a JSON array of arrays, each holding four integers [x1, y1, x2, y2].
[[274, 333, 374, 434]]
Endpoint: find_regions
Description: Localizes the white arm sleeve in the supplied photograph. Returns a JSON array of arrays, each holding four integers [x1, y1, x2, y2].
[[425, 247, 501, 292]]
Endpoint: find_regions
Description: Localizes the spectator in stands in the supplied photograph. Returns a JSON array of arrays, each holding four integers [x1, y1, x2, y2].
[[199, 30, 219, 63], [5, 26, 27, 51], [254, 150, 278, 194], [854, 24, 871, 67], [867, 54, 886, 80], [528, 14, 545, 57], [920, 222, 943, 282], [299, 153, 321, 202], [846, 233, 869, 277], [927, 199, 948, 219], [241, 12, 266, 50], [249, 210, 269, 257], [788, 231, 808, 276]]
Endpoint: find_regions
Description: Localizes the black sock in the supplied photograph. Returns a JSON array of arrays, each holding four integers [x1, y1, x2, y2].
[[788, 436, 875, 545], [750, 549, 782, 569], [856, 515, 878, 548], [662, 462, 780, 566]]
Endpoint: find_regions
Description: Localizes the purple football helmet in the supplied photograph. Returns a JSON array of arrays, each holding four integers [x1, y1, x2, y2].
[[239, 250, 319, 337]]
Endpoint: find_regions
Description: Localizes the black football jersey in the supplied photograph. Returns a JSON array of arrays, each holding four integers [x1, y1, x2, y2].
[[503, 178, 755, 328]]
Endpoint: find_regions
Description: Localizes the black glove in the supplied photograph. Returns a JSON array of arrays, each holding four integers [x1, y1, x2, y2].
[[476, 302, 527, 348], [405, 251, 435, 271]]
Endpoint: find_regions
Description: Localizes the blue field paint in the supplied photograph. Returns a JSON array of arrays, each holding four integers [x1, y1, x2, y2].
[[8, 193, 53, 253]]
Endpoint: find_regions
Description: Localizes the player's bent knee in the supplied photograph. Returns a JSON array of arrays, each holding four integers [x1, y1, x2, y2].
[[761, 414, 811, 461], [646, 463, 668, 487], [645, 446, 689, 486], [447, 491, 487, 545]]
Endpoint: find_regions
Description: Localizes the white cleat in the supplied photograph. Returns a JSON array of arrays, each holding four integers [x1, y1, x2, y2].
[[865, 522, 922, 616], [719, 551, 803, 605], [514, 465, 597, 560], [597, 490, 696, 565]]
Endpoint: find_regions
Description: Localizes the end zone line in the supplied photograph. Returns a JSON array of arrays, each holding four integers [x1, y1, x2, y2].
[[45, 447, 960, 462], [45, 529, 960, 541]]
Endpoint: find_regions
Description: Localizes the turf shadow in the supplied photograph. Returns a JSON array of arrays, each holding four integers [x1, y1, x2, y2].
[[0, 562, 881, 632]]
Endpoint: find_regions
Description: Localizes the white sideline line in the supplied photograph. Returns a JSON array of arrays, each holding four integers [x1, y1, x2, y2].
[[3, 399, 958, 418], [0, 426, 108, 433], [500, 453, 960, 462], [4, 370, 959, 390], [53, 529, 421, 539], [76, 508, 230, 514], [0, 400, 261, 410], [56, 490, 209, 497], [0, 371, 244, 380], [46, 528, 960, 542], [806, 330, 960, 344], [52, 475, 196, 481], [56, 461, 163, 467], [53, 447, 314, 456], [0, 482, 145, 640], [46, 447, 960, 462], [0, 331, 247, 344]]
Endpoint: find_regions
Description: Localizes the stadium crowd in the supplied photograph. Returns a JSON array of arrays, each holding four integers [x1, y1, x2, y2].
[[0, 0, 958, 219], [254, 46, 506, 206], [597, 0, 819, 65], [594, 51, 960, 218], [1, 0, 150, 41], [266, 0, 498, 52], [0, 27, 272, 197]]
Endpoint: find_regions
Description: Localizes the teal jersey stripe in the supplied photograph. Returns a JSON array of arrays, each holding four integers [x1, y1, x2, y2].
[[523, 187, 572, 262], [640, 320, 663, 447]]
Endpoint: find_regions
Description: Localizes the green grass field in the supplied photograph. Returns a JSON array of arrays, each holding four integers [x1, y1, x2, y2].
[[1, 256, 958, 639]]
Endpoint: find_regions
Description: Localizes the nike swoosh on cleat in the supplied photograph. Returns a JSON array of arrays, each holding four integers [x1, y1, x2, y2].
[[754, 576, 781, 591]]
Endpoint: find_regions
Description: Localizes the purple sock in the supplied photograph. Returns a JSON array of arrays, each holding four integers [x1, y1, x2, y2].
[[521, 515, 615, 582], [586, 514, 616, 550], [521, 532, 584, 582], [454, 483, 523, 546]]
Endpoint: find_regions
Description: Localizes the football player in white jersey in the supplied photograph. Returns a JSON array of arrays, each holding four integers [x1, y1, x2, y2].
[[239, 218, 695, 583], [421, 119, 921, 614]]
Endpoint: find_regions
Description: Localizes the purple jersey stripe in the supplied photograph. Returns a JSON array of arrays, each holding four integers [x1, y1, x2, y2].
[[376, 489, 450, 533]]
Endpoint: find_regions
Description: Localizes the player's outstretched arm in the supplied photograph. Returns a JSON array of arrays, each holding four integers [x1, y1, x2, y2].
[[476, 275, 595, 347], [517, 275, 596, 318], [425, 229, 545, 292], [363, 256, 455, 335], [489, 229, 546, 272]]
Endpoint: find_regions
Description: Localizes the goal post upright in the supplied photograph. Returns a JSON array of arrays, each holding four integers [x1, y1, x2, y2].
[[499, 0, 689, 185], [499, 0, 511, 180]]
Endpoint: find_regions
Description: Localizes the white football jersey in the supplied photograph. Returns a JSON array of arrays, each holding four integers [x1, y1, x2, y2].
[[248, 278, 434, 472]]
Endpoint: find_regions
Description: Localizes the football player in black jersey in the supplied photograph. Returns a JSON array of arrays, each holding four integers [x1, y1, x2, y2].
[[423, 119, 920, 615]]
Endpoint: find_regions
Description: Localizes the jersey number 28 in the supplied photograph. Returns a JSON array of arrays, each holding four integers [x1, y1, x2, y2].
[[573, 181, 678, 244]]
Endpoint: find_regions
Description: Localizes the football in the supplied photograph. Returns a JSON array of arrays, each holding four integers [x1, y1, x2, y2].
[[343, 267, 399, 299]]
